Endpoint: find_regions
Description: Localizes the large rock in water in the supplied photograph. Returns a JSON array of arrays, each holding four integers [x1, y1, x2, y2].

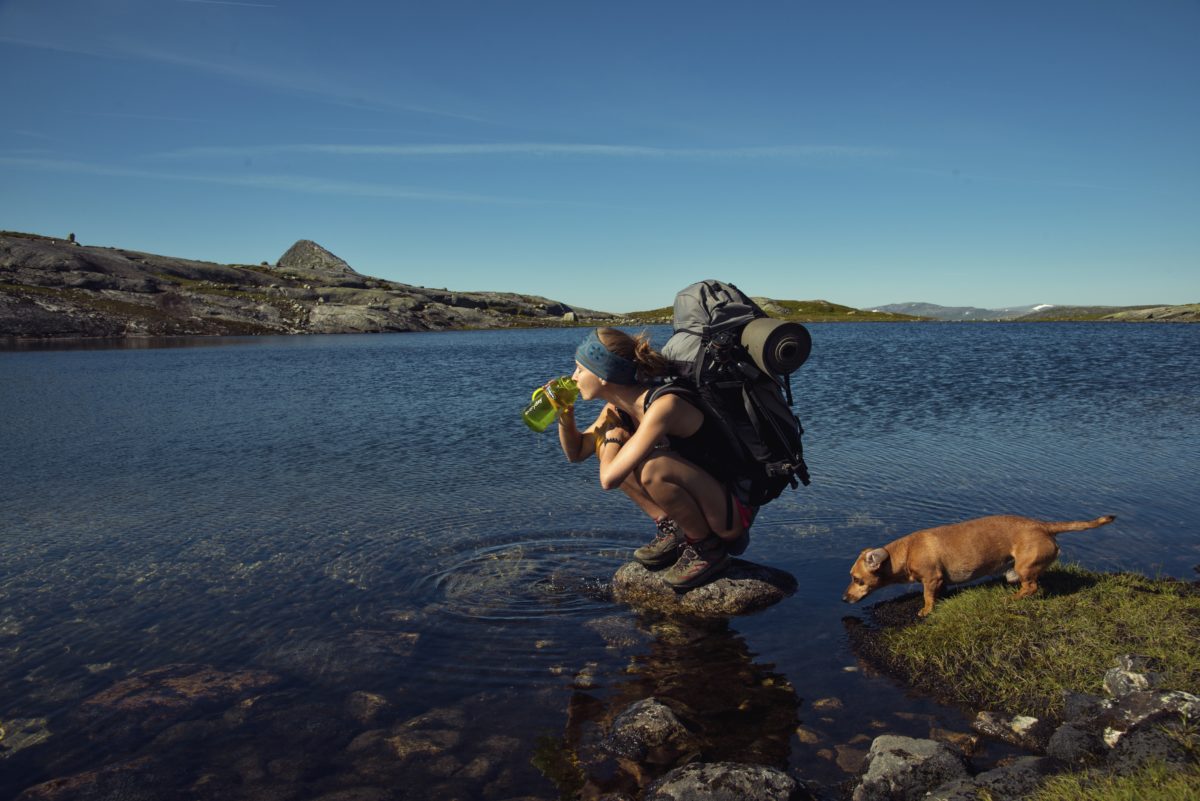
[[611, 560, 796, 617]]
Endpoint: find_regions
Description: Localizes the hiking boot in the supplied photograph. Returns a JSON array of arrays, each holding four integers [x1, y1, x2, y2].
[[633, 518, 684, 568], [662, 537, 729, 590]]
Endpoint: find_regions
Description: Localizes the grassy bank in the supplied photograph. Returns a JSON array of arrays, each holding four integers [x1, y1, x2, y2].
[[850, 564, 1200, 720], [1030, 760, 1200, 801]]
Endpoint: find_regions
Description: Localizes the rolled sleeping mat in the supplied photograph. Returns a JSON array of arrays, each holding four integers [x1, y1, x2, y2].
[[741, 318, 812, 375]]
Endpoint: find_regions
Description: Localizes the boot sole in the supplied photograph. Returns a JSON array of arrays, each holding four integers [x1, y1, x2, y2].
[[634, 552, 679, 569], [664, 556, 730, 590]]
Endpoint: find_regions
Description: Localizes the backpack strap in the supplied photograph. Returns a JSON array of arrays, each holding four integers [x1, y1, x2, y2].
[[643, 380, 698, 412]]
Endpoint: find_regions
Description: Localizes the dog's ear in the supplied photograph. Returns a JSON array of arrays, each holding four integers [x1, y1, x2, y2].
[[863, 548, 889, 572]]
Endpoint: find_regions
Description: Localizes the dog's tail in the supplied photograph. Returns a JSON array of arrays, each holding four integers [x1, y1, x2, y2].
[[1041, 515, 1116, 536]]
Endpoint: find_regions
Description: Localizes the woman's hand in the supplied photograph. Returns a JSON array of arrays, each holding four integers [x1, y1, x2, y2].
[[591, 407, 622, 450]]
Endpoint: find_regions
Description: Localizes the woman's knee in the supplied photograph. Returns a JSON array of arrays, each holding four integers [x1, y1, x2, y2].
[[637, 451, 675, 487]]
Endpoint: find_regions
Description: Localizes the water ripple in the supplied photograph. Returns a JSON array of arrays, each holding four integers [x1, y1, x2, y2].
[[416, 532, 627, 622]]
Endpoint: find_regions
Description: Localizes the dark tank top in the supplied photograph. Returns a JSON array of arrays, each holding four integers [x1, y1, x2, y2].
[[615, 385, 734, 483]]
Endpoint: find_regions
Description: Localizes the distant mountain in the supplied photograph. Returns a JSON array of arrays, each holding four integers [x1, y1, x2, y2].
[[625, 298, 923, 324], [870, 301, 1199, 323], [869, 302, 1057, 321]]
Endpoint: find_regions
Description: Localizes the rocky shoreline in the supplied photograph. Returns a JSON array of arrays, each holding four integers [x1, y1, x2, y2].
[[0, 233, 612, 340], [5, 231, 1196, 341]]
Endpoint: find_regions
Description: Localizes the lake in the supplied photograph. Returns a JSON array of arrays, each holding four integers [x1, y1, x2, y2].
[[1, 323, 1197, 799]]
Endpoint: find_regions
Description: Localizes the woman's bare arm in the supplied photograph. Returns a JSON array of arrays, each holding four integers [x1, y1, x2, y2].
[[558, 403, 615, 462], [597, 395, 701, 490]]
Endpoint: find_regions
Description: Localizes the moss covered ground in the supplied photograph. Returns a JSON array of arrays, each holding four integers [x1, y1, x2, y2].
[[851, 564, 1200, 721]]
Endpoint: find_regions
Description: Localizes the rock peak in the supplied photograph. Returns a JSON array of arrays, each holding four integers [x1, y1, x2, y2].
[[277, 240, 360, 277]]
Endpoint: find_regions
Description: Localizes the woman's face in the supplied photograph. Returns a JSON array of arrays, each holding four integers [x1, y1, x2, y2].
[[572, 361, 602, 400]]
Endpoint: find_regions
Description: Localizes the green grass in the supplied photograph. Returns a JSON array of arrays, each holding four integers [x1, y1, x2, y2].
[[861, 565, 1200, 720], [1026, 759, 1200, 801]]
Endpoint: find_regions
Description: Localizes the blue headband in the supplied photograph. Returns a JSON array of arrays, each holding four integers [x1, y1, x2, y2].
[[575, 330, 638, 385]]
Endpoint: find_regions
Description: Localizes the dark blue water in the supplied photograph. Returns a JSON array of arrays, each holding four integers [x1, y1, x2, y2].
[[1, 323, 1197, 799]]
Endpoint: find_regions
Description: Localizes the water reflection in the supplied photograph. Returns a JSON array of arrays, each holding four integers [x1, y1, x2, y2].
[[0, 334, 273, 352], [543, 613, 802, 799]]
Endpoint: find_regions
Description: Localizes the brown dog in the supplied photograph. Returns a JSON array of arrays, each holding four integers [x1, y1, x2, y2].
[[843, 514, 1116, 617]]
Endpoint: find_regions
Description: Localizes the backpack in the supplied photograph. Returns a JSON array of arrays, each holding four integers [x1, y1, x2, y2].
[[656, 280, 811, 507]]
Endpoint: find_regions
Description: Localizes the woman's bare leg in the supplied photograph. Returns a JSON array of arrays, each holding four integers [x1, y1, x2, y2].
[[619, 472, 668, 520], [636, 451, 743, 543]]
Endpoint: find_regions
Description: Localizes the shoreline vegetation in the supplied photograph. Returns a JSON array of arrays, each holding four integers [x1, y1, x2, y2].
[[3, 230, 1197, 342], [848, 564, 1200, 799]]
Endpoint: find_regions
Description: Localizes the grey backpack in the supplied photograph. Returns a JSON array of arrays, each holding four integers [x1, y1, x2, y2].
[[659, 280, 811, 506]]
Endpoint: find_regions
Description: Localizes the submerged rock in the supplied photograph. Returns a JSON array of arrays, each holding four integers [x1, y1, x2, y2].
[[0, 717, 51, 757], [611, 560, 796, 617], [603, 699, 699, 766], [77, 663, 280, 739]]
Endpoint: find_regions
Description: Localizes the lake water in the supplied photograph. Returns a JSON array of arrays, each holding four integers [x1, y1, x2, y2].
[[1, 323, 1197, 799]]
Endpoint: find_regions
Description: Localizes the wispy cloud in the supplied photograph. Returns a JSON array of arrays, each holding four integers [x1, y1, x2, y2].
[[0, 156, 534, 204], [150, 142, 890, 160], [897, 165, 1107, 192], [177, 0, 278, 7], [0, 35, 485, 122]]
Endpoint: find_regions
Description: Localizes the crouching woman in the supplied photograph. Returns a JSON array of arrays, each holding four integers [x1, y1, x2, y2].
[[555, 327, 754, 589]]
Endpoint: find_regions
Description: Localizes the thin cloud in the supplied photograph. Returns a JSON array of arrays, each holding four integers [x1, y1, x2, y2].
[[0, 35, 486, 122], [897, 165, 1107, 192], [177, 0, 278, 7], [151, 142, 890, 160], [0, 156, 536, 204]]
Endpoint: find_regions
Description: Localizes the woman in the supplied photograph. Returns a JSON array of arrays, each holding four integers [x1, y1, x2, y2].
[[556, 328, 755, 589]]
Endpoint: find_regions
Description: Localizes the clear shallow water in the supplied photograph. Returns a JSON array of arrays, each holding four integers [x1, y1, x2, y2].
[[1, 323, 1197, 799]]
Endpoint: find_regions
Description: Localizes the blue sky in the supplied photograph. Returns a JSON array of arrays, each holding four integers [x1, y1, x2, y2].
[[1, 1, 1196, 314]]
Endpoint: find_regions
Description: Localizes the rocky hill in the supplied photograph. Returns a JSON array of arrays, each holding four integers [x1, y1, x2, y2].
[[625, 298, 924, 323], [0, 232, 609, 339], [869, 302, 1052, 321], [1013, 304, 1200, 322]]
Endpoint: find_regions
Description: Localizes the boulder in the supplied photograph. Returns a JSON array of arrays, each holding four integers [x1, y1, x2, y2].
[[611, 560, 796, 617], [1045, 721, 1107, 765], [927, 756, 1056, 801], [1106, 712, 1197, 773], [643, 762, 796, 801], [851, 736, 968, 801], [1098, 689, 1200, 745]]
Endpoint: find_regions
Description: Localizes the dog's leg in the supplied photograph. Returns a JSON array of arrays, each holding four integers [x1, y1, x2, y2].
[[1013, 573, 1041, 599], [918, 575, 943, 617], [1011, 539, 1059, 600]]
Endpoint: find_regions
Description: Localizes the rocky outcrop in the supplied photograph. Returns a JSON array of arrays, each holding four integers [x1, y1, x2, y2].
[[0, 232, 610, 339], [611, 560, 797, 617], [850, 654, 1200, 801], [1103, 304, 1200, 323], [276, 240, 365, 287]]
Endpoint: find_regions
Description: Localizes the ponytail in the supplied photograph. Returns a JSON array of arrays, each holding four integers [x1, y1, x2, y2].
[[595, 327, 669, 380]]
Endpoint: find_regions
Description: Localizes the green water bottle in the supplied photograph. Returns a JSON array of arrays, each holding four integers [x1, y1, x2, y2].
[[522, 376, 579, 432]]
